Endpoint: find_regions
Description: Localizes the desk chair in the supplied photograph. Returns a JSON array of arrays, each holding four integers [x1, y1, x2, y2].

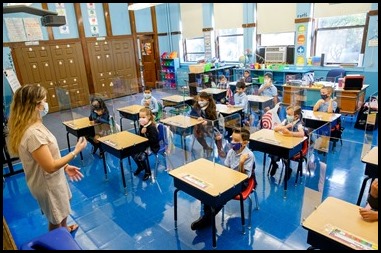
[[288, 138, 309, 185], [152, 123, 175, 181], [330, 107, 344, 152], [221, 163, 259, 234], [20, 227, 82, 250], [326, 68, 346, 83]]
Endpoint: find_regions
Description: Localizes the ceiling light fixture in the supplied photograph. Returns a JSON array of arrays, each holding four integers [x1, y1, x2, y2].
[[128, 3, 163, 11]]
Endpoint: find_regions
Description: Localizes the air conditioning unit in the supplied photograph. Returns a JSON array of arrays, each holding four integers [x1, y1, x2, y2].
[[265, 46, 287, 63]]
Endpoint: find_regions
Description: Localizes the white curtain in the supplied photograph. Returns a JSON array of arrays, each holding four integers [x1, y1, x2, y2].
[[214, 3, 243, 30], [257, 3, 296, 34], [314, 3, 372, 18], [180, 3, 203, 39]]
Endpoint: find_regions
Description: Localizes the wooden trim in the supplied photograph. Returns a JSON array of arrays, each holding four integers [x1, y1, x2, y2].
[[242, 23, 256, 28], [151, 6, 160, 84], [103, 3, 112, 36], [74, 3, 94, 94], [4, 39, 83, 48], [41, 3, 54, 40], [171, 31, 181, 35], [158, 32, 168, 36], [129, 8, 141, 89], [202, 27, 213, 32], [368, 10, 378, 16], [295, 17, 313, 23]]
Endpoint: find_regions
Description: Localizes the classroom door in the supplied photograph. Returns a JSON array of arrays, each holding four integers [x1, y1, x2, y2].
[[139, 35, 157, 89]]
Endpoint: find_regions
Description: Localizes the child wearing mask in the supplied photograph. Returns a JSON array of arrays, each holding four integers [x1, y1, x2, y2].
[[190, 92, 226, 158], [313, 86, 337, 113], [269, 105, 305, 179], [141, 87, 159, 114], [227, 81, 249, 126], [217, 75, 232, 104], [258, 72, 278, 109], [190, 127, 255, 230], [88, 97, 110, 157], [133, 108, 160, 181]]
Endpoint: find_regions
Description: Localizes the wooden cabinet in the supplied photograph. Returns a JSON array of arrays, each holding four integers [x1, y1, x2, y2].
[[87, 37, 139, 98], [335, 85, 368, 115], [160, 58, 179, 89], [13, 41, 90, 113]]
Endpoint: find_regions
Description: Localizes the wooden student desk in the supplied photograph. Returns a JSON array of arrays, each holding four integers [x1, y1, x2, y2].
[[302, 109, 342, 129], [160, 115, 202, 162], [62, 117, 97, 160], [216, 104, 243, 116], [302, 196, 378, 250], [357, 146, 378, 205], [249, 129, 306, 197], [117, 104, 144, 134], [198, 88, 227, 102], [168, 158, 248, 249], [98, 131, 149, 194], [161, 95, 194, 107], [247, 95, 274, 119]]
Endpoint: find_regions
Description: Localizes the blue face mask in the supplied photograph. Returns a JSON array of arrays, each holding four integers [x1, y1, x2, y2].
[[231, 142, 242, 151]]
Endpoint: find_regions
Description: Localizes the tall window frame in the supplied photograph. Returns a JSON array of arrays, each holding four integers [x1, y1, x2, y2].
[[313, 13, 367, 65], [216, 28, 244, 63], [183, 37, 205, 62]]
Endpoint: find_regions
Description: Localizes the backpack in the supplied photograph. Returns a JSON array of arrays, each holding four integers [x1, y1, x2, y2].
[[259, 102, 281, 129]]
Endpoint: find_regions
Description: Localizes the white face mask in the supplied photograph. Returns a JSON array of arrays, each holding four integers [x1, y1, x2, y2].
[[144, 94, 151, 99], [286, 115, 294, 123], [139, 118, 149, 126], [40, 102, 49, 118], [198, 101, 208, 107]]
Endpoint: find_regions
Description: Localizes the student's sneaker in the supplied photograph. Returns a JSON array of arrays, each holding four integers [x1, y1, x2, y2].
[[143, 173, 151, 181], [270, 162, 278, 177]]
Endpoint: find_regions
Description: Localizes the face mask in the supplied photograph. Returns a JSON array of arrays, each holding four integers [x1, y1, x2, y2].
[[321, 94, 328, 100], [139, 118, 149, 126], [286, 115, 294, 123], [144, 94, 151, 99], [198, 101, 208, 107], [40, 102, 49, 118], [231, 142, 242, 151]]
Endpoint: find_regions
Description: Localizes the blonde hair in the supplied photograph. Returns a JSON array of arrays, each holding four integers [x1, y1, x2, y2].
[[8, 84, 47, 155]]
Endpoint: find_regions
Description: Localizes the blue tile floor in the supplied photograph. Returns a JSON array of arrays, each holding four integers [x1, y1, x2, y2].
[[3, 89, 378, 250]]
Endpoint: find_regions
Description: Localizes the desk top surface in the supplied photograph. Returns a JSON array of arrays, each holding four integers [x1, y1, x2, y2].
[[302, 110, 341, 123], [161, 95, 194, 102], [62, 117, 96, 130], [160, 115, 201, 128], [250, 129, 306, 149], [302, 197, 378, 250], [98, 131, 148, 150], [117, 104, 145, 114], [199, 88, 227, 94], [216, 104, 243, 115], [247, 95, 273, 103], [361, 146, 378, 166], [168, 158, 248, 196]]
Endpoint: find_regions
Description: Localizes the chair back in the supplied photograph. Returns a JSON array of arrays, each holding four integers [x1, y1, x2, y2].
[[326, 68, 346, 83], [156, 102, 163, 121], [156, 123, 174, 154]]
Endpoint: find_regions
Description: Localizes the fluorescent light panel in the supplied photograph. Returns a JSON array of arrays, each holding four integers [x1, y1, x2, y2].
[[128, 3, 163, 11]]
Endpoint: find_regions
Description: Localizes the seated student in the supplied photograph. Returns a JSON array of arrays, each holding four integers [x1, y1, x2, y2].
[[133, 108, 160, 181], [204, 73, 217, 88], [88, 97, 110, 157], [190, 92, 226, 158], [217, 75, 229, 89], [190, 127, 255, 230], [227, 81, 250, 126], [141, 87, 159, 114], [243, 70, 253, 83], [269, 105, 305, 179], [257, 72, 278, 109], [313, 86, 337, 113], [359, 178, 378, 222]]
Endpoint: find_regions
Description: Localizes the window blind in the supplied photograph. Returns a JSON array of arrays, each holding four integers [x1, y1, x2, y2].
[[314, 3, 372, 18], [257, 3, 296, 34], [180, 3, 203, 39], [214, 3, 243, 30]]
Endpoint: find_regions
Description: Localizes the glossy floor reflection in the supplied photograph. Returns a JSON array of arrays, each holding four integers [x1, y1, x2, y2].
[[3, 90, 377, 250]]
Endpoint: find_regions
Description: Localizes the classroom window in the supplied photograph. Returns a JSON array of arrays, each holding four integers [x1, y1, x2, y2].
[[259, 32, 295, 47], [314, 13, 366, 65], [184, 37, 205, 62], [217, 28, 244, 62]]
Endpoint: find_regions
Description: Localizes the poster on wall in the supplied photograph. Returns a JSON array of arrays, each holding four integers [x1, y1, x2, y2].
[[4, 18, 27, 42], [56, 3, 69, 34], [3, 69, 22, 93], [23, 18, 43, 41], [141, 42, 152, 55]]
